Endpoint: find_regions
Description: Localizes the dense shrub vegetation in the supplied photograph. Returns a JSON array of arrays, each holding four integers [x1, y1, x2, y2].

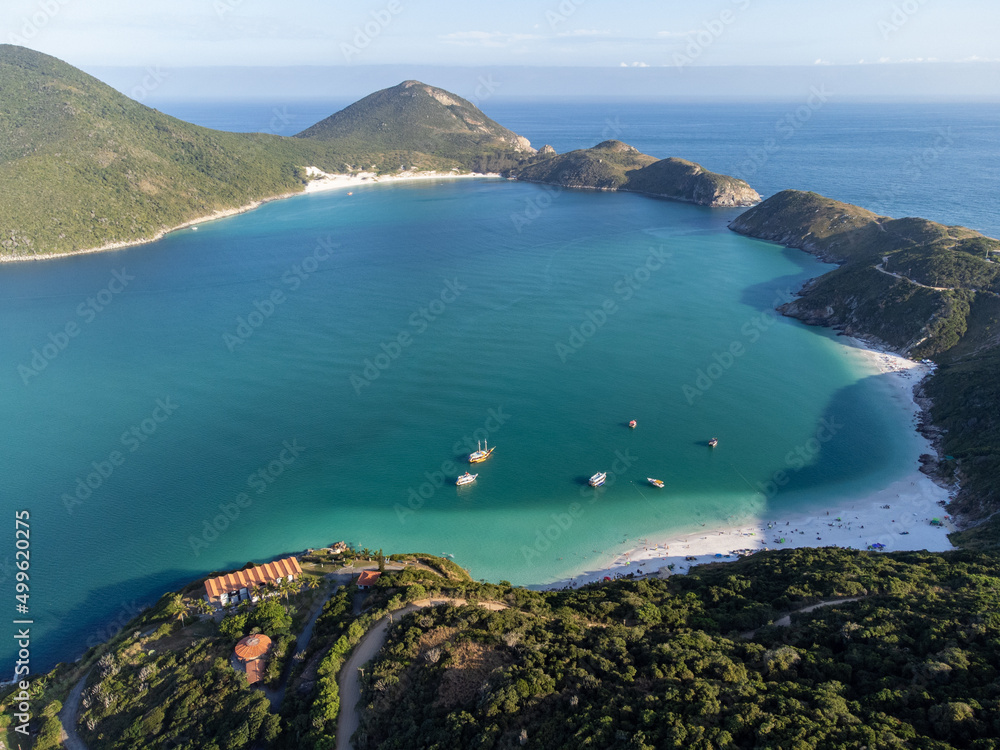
[[732, 191, 1000, 545], [3, 549, 1000, 749]]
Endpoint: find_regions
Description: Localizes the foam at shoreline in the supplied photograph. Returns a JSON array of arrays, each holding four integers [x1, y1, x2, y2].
[[541, 340, 957, 590]]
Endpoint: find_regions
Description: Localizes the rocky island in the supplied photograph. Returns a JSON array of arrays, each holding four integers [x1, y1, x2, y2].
[[511, 139, 761, 207]]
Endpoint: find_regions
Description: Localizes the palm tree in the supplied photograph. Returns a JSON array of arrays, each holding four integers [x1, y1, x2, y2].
[[278, 578, 302, 602], [193, 599, 213, 617], [164, 594, 189, 627], [303, 576, 320, 591]]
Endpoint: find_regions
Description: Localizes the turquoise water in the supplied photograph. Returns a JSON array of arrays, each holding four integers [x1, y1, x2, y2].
[[1, 178, 925, 671]]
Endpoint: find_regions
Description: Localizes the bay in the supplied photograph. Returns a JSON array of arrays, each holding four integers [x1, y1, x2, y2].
[[3, 100, 996, 673]]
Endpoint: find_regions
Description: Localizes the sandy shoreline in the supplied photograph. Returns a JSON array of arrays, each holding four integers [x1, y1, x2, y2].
[[543, 339, 957, 590], [0, 168, 501, 264]]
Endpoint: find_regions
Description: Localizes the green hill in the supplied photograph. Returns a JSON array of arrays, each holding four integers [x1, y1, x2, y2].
[[0, 48, 759, 259], [512, 140, 761, 207], [731, 190, 1000, 544], [295, 79, 535, 167], [0, 49, 532, 259], [0, 45, 338, 258], [6, 547, 1000, 749]]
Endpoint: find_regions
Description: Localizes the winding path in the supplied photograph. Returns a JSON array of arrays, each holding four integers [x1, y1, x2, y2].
[[58, 670, 91, 750], [741, 596, 865, 638], [875, 260, 1000, 298], [335, 597, 507, 750]]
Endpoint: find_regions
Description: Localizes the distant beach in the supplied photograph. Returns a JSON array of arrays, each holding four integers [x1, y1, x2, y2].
[[544, 340, 956, 590], [0, 168, 501, 264]]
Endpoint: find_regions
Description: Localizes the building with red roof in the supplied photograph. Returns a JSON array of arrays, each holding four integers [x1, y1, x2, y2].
[[204, 556, 302, 607], [234, 634, 272, 686], [357, 570, 381, 589]]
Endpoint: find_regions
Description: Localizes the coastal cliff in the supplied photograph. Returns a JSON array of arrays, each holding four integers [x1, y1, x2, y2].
[[731, 190, 1000, 543], [8, 547, 1000, 749], [511, 140, 761, 208]]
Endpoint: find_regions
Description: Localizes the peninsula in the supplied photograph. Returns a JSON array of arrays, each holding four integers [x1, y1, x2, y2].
[[0, 46, 756, 261], [731, 190, 1000, 547]]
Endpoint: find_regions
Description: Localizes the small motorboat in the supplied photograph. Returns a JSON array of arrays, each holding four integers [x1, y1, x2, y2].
[[708, 438, 718, 448], [628, 420, 637, 429], [588, 472, 607, 487], [456, 472, 478, 486], [647, 478, 664, 489]]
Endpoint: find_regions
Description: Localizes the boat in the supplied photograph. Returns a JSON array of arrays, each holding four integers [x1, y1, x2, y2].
[[628, 420, 637, 429], [647, 478, 664, 489], [708, 438, 718, 448], [588, 472, 607, 487], [468, 440, 495, 464], [456, 472, 478, 486]]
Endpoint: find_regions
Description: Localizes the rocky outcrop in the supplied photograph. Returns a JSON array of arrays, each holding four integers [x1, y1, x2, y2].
[[512, 140, 760, 208], [623, 157, 760, 208]]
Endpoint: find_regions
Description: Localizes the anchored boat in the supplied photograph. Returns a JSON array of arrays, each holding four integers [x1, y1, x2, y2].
[[456, 472, 478, 486], [647, 478, 664, 489], [588, 472, 607, 487], [708, 438, 718, 448], [468, 440, 495, 464]]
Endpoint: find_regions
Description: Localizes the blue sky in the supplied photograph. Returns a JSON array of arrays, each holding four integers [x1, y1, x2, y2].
[[4, 0, 999, 68]]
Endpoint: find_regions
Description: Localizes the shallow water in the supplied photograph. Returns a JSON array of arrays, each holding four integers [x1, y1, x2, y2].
[[1, 177, 928, 670]]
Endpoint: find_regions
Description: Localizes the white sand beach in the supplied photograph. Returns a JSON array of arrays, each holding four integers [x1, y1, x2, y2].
[[0, 168, 501, 263], [547, 340, 957, 590], [301, 166, 500, 193]]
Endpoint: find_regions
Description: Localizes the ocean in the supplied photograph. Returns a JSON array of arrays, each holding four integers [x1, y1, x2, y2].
[[2, 100, 997, 673]]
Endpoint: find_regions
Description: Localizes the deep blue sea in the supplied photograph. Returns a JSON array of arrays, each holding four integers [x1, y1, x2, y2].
[[2, 100, 998, 674]]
